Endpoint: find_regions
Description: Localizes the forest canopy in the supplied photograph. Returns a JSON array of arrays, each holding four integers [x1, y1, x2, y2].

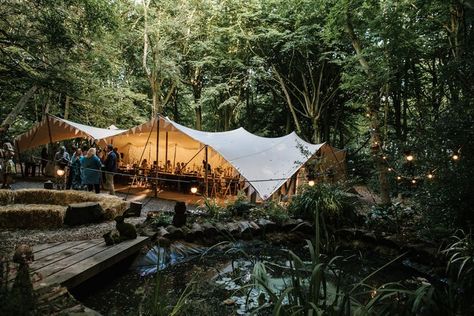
[[1, 0, 473, 227]]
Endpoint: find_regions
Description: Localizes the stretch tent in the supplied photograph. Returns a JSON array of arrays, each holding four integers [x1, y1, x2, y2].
[[106, 116, 343, 200], [15, 115, 126, 152]]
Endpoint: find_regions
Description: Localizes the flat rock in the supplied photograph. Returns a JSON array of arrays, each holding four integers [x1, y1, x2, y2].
[[166, 225, 184, 240]]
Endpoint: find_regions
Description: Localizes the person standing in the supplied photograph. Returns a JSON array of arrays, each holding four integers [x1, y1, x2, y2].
[[1, 151, 15, 189], [81, 148, 102, 193], [40, 147, 48, 176], [70, 147, 83, 189], [104, 144, 117, 195], [54, 146, 70, 170]]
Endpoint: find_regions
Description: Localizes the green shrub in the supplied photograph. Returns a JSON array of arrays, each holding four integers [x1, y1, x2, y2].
[[151, 212, 173, 227], [288, 183, 347, 222]]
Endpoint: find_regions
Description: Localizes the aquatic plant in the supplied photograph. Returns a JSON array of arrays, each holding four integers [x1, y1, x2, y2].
[[139, 243, 196, 316]]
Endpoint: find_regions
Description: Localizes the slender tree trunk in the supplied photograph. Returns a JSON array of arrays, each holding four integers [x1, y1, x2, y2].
[[64, 95, 70, 120], [345, 11, 391, 204], [1, 85, 38, 130]]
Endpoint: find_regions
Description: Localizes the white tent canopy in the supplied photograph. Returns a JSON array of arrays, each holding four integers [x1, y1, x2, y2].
[[108, 116, 326, 200], [15, 115, 127, 152]]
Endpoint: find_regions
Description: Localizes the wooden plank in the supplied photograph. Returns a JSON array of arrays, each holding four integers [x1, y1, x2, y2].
[[33, 242, 62, 253], [34, 240, 92, 261], [30, 240, 103, 272], [7, 240, 104, 284], [34, 243, 109, 282], [36, 236, 149, 289]]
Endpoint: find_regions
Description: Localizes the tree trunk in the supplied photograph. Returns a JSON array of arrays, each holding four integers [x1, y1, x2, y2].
[[64, 95, 70, 120], [345, 11, 391, 205], [1, 85, 38, 131]]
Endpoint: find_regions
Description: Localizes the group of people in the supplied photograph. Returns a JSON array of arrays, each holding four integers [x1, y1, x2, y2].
[[55, 144, 118, 195]]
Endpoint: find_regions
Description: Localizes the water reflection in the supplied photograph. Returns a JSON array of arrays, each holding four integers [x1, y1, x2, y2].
[[132, 241, 208, 276]]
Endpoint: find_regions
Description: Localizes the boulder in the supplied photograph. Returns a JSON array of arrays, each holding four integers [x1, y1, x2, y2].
[[202, 222, 218, 238], [156, 226, 169, 238], [166, 225, 185, 240], [190, 223, 204, 240], [64, 202, 104, 226], [226, 222, 241, 237], [249, 221, 261, 234], [237, 221, 253, 240], [257, 218, 277, 232]]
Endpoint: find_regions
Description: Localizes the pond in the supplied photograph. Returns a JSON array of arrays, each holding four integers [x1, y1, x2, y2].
[[72, 240, 419, 315]]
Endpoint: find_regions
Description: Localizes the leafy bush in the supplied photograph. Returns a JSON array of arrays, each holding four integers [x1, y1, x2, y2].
[[365, 202, 419, 234], [288, 183, 347, 222], [200, 198, 229, 221], [151, 212, 173, 227], [226, 192, 255, 217]]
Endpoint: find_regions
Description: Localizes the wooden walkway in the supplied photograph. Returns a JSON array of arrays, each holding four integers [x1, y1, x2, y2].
[[10, 237, 149, 289]]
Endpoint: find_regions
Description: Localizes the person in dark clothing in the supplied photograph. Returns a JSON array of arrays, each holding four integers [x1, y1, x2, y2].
[[104, 144, 117, 195], [40, 147, 48, 175], [202, 160, 211, 173]]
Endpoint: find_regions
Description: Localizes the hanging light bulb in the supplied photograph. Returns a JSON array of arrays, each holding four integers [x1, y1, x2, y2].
[[308, 180, 315, 187]]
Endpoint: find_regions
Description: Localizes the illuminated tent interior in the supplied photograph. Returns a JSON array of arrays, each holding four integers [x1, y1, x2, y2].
[[14, 115, 346, 200], [106, 116, 346, 200]]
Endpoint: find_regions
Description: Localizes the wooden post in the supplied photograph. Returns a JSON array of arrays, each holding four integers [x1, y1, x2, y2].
[[154, 117, 160, 197], [165, 132, 169, 171], [204, 145, 208, 197], [46, 115, 54, 159]]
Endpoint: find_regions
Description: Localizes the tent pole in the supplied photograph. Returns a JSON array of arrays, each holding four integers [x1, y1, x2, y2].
[[204, 145, 208, 197], [165, 132, 168, 171], [46, 114, 54, 160], [155, 117, 160, 197]]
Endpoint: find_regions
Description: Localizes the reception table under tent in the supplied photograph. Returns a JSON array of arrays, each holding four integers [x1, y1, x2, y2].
[[14, 115, 346, 201], [103, 116, 346, 201]]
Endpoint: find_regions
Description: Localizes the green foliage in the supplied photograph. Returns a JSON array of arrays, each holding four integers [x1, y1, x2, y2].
[[200, 198, 229, 221], [288, 183, 346, 222], [366, 202, 419, 234], [249, 200, 290, 224], [151, 212, 173, 228]]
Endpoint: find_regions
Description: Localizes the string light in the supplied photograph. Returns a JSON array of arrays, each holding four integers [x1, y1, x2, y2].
[[406, 154, 414, 162], [427, 173, 434, 179], [396, 176, 402, 181], [56, 169, 65, 177], [382, 155, 387, 160], [387, 167, 392, 172], [308, 180, 315, 187], [190, 186, 198, 194], [411, 179, 417, 184], [452, 154, 460, 161]]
